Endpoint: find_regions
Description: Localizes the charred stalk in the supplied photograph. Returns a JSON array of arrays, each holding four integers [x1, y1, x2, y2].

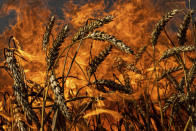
[[93, 79, 132, 94]]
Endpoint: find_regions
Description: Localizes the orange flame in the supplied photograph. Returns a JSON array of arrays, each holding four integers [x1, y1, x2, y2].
[[84, 108, 122, 121], [0, 0, 189, 130]]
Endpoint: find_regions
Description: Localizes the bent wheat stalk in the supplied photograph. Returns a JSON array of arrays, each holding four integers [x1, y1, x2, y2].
[[4, 49, 40, 128], [4, 49, 27, 94], [159, 45, 195, 61], [177, 11, 193, 46], [86, 31, 134, 55], [72, 15, 114, 42], [87, 44, 113, 77], [151, 9, 178, 47], [186, 62, 196, 90]]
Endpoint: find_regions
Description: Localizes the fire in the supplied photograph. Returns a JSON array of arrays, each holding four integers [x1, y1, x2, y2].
[[84, 108, 122, 120], [0, 0, 194, 130]]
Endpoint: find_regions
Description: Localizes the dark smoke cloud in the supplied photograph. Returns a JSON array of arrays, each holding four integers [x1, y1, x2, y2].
[[0, 10, 16, 34]]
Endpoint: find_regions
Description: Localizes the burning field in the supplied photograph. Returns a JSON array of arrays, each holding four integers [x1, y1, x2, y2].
[[0, 0, 195, 130]]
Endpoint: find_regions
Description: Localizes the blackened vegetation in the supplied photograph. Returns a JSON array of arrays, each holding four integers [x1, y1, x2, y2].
[[0, 9, 195, 131], [93, 79, 132, 94]]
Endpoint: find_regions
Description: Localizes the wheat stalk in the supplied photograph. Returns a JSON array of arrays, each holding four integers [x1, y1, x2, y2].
[[11, 100, 28, 131], [187, 92, 196, 130], [134, 45, 147, 64], [86, 31, 134, 55], [126, 63, 142, 74], [42, 16, 55, 51], [150, 9, 180, 127], [5, 50, 27, 94], [113, 57, 133, 91], [162, 93, 186, 112], [5, 49, 40, 129], [13, 84, 40, 128], [179, 76, 185, 91], [151, 9, 178, 46], [122, 72, 132, 89], [87, 44, 112, 77], [93, 79, 132, 94], [49, 73, 72, 121], [165, 74, 180, 91], [157, 66, 182, 81], [11, 99, 27, 131], [159, 45, 195, 61], [186, 62, 196, 89], [72, 15, 114, 42], [177, 11, 193, 46], [113, 57, 141, 74], [47, 25, 69, 71]]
